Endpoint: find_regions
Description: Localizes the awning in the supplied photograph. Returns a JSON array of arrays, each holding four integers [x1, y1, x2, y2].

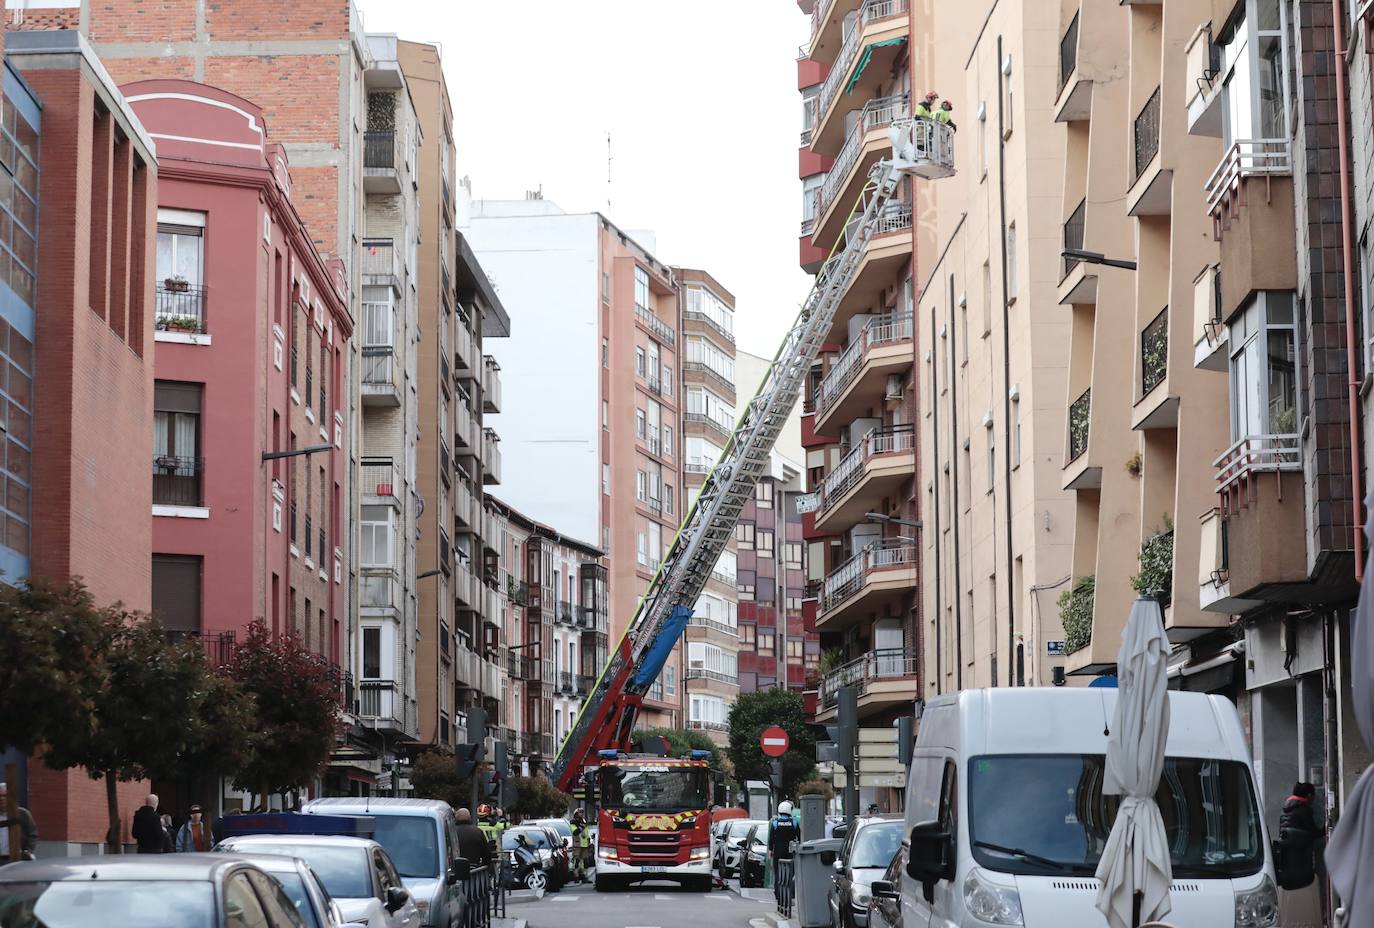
[[845, 38, 906, 95]]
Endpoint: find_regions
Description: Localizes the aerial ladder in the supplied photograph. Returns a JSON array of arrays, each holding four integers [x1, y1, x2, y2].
[[553, 118, 955, 794]]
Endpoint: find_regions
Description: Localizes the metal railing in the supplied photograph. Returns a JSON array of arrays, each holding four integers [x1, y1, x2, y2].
[[153, 455, 203, 507], [166, 629, 236, 667], [814, 94, 910, 222], [575, 674, 592, 694], [558, 670, 575, 694], [819, 647, 920, 707], [155, 284, 208, 334], [363, 130, 397, 170], [775, 856, 796, 918], [1133, 86, 1161, 182], [358, 679, 400, 721], [460, 862, 501, 927], [635, 304, 675, 345], [821, 540, 917, 613], [872, 201, 913, 235], [814, 311, 913, 419], [557, 600, 577, 626], [815, 0, 909, 127], [361, 240, 398, 279], [683, 411, 733, 442], [685, 667, 738, 685], [687, 719, 729, 732], [1068, 388, 1091, 462], [1204, 139, 1292, 218], [1062, 199, 1086, 280], [689, 614, 739, 637], [361, 459, 398, 499], [817, 425, 915, 515], [1213, 433, 1300, 493], [800, 216, 815, 236], [683, 309, 736, 346], [682, 360, 734, 396], [1059, 11, 1080, 93], [1140, 308, 1168, 395], [685, 458, 714, 475], [362, 345, 395, 385]]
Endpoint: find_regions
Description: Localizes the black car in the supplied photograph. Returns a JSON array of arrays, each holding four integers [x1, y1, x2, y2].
[[737, 822, 770, 888], [867, 849, 905, 928]]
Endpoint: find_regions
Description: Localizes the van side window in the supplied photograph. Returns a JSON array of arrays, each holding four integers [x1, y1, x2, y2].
[[908, 756, 944, 826], [939, 761, 958, 834]]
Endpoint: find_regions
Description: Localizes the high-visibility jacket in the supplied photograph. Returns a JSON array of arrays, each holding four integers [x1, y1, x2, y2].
[[478, 820, 503, 843], [935, 110, 953, 125], [572, 821, 592, 848], [914, 102, 935, 119]]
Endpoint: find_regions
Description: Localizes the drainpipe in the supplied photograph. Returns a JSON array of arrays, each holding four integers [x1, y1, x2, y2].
[[1333, 0, 1365, 581], [995, 34, 1018, 680], [930, 308, 944, 694]]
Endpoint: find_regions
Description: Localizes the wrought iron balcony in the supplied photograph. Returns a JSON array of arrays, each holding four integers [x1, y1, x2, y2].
[[819, 647, 919, 708], [635, 304, 675, 345], [165, 629, 236, 667], [1133, 86, 1161, 182], [1068, 388, 1091, 462], [153, 455, 203, 507], [363, 130, 397, 170], [1140, 308, 1168, 395], [155, 283, 208, 335], [1062, 199, 1086, 280]]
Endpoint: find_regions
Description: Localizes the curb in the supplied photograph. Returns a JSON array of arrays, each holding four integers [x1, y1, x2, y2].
[[492, 919, 527, 928], [762, 912, 793, 928]]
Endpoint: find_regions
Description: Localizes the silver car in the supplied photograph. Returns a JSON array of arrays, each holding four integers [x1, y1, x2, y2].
[[829, 816, 904, 928], [221, 852, 352, 928]]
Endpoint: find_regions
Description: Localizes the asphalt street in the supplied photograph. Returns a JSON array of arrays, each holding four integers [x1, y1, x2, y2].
[[503, 877, 774, 928]]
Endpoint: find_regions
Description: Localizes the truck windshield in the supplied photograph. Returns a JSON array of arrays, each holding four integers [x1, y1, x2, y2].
[[968, 754, 1263, 879], [599, 763, 710, 812]]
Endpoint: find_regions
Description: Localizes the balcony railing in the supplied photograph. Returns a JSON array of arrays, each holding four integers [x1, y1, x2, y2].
[[166, 629, 236, 667], [814, 311, 913, 419], [821, 539, 917, 614], [815, 0, 909, 127], [819, 647, 919, 708], [153, 455, 203, 507], [358, 679, 400, 721], [557, 600, 577, 626], [687, 719, 729, 733], [817, 425, 915, 514], [1059, 11, 1079, 93], [683, 411, 732, 442], [814, 94, 909, 222], [635, 304, 675, 345], [1140, 308, 1168, 395], [1068, 388, 1091, 462], [360, 569, 399, 610], [1062, 199, 1086, 280], [363, 130, 397, 170], [686, 667, 738, 686], [683, 309, 736, 346], [362, 345, 395, 385], [155, 284, 208, 334], [682, 360, 733, 396], [1204, 139, 1292, 220], [689, 615, 739, 637], [1213, 433, 1300, 494], [1133, 87, 1161, 182], [557, 670, 575, 694], [361, 240, 399, 279], [873, 201, 913, 235], [685, 458, 714, 475], [800, 216, 816, 236]]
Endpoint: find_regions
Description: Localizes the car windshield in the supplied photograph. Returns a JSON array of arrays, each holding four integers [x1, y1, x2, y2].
[[599, 763, 709, 812], [269, 872, 321, 928], [536, 820, 572, 839], [502, 829, 552, 851], [969, 754, 1264, 878], [850, 822, 903, 869], [370, 815, 440, 878], [222, 842, 371, 899], [727, 821, 756, 840], [0, 881, 215, 928]]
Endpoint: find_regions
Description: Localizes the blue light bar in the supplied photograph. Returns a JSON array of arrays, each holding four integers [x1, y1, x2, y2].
[[689, 750, 712, 760], [598, 749, 619, 759], [215, 812, 375, 840]]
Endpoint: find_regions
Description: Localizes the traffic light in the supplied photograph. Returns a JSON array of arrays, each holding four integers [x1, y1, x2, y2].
[[493, 740, 509, 779], [835, 687, 858, 763], [455, 742, 485, 780], [481, 769, 501, 798], [895, 716, 914, 768]]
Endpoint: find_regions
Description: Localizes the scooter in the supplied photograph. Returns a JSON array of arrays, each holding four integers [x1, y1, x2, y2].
[[502, 833, 549, 896]]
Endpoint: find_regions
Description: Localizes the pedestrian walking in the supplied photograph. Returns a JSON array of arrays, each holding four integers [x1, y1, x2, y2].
[[1276, 782, 1322, 889], [454, 807, 492, 867], [0, 781, 38, 861], [132, 794, 165, 854], [176, 804, 213, 852], [159, 814, 176, 853], [570, 808, 593, 882], [768, 801, 798, 903]]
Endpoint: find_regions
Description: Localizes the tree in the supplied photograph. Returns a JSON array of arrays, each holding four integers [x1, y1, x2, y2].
[[726, 688, 817, 800], [411, 747, 473, 812], [510, 776, 572, 819], [226, 622, 345, 807], [634, 726, 723, 767]]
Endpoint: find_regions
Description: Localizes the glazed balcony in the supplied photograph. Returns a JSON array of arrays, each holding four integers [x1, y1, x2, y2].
[[821, 201, 914, 344], [811, 0, 911, 155], [814, 425, 915, 532], [358, 680, 404, 732], [361, 239, 401, 292], [482, 355, 502, 414], [817, 539, 917, 630], [816, 647, 919, 719], [813, 311, 913, 435], [363, 130, 401, 195], [360, 458, 401, 509], [810, 93, 909, 248], [359, 567, 400, 617]]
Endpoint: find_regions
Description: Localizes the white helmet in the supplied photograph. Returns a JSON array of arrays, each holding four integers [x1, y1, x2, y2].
[[778, 801, 793, 815]]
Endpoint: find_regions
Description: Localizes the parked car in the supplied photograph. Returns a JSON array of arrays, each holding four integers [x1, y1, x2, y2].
[[527, 818, 573, 849], [0, 854, 310, 928], [502, 827, 569, 890], [737, 821, 770, 888], [215, 834, 422, 928], [714, 819, 762, 879], [867, 849, 904, 928], [304, 797, 472, 928], [828, 816, 903, 928], [221, 853, 351, 928]]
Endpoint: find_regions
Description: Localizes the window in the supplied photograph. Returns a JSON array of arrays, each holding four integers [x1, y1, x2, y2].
[[360, 505, 393, 567], [758, 631, 775, 656], [978, 101, 989, 178], [684, 286, 736, 338], [685, 336, 734, 383], [636, 470, 647, 502], [665, 485, 674, 514], [1002, 54, 1014, 137], [755, 481, 774, 509], [222, 872, 270, 928], [960, 297, 970, 363], [665, 665, 676, 696], [1006, 224, 1018, 302], [1228, 291, 1298, 441], [1013, 396, 1022, 467], [152, 554, 202, 633], [662, 366, 672, 399], [687, 386, 737, 432], [635, 265, 651, 311], [1217, 0, 1293, 152], [690, 694, 728, 727], [785, 542, 803, 569], [153, 381, 203, 506], [688, 642, 737, 679], [740, 624, 757, 647], [0, 94, 39, 307], [156, 215, 206, 331], [636, 408, 646, 438], [987, 434, 997, 493], [757, 530, 775, 557], [982, 261, 993, 335], [603, 463, 611, 495], [663, 425, 673, 458], [736, 523, 755, 549], [739, 583, 755, 601], [602, 337, 609, 367], [602, 271, 611, 301], [636, 347, 646, 377]]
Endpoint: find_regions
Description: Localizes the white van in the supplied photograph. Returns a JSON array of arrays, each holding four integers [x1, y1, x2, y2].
[[872, 688, 1281, 927]]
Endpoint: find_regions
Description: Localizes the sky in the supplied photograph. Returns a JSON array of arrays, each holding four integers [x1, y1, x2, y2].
[[356, 0, 815, 359]]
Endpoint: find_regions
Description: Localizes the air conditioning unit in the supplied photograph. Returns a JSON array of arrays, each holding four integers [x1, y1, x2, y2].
[[885, 374, 903, 400]]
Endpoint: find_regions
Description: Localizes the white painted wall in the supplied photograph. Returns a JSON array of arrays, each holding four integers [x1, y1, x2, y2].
[[736, 348, 804, 484], [462, 202, 601, 542]]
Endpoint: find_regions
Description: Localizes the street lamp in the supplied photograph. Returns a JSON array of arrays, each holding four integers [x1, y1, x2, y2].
[[865, 512, 923, 529], [416, 569, 442, 581], [1060, 248, 1138, 271], [261, 443, 334, 462]]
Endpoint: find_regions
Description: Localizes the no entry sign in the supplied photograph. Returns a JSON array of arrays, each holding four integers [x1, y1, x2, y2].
[[760, 725, 790, 757]]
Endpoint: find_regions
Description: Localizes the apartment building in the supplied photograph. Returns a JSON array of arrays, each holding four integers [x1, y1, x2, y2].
[[3, 30, 159, 853], [394, 39, 511, 759], [460, 196, 692, 729], [795, 0, 925, 809]]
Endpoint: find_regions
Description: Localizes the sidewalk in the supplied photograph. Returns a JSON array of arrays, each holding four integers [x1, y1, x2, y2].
[[492, 919, 526, 928]]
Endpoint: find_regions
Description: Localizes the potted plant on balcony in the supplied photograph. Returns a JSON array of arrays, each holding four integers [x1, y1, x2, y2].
[[163, 315, 200, 333], [1058, 575, 1095, 654], [163, 274, 190, 293]]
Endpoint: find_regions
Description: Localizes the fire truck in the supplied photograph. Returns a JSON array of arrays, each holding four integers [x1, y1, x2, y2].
[[587, 747, 720, 892]]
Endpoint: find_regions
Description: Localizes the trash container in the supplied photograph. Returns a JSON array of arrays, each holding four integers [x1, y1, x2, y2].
[[795, 837, 843, 928]]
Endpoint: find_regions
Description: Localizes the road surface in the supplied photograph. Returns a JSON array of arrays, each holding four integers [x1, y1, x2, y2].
[[503, 878, 773, 928]]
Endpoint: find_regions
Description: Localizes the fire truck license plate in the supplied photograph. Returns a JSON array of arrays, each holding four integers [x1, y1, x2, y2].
[[640, 866, 666, 873]]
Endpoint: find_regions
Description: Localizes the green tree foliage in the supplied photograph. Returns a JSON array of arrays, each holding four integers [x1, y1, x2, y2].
[[726, 689, 816, 799], [226, 622, 344, 806], [511, 776, 572, 820], [634, 726, 722, 767], [411, 748, 473, 812], [797, 778, 835, 799], [1059, 576, 1096, 654]]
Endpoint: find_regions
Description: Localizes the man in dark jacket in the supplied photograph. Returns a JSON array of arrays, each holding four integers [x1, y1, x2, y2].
[[131, 794, 165, 854], [1277, 781, 1322, 889], [769, 801, 799, 902], [454, 807, 492, 867]]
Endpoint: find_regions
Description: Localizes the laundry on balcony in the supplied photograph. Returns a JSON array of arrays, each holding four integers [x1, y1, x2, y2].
[[845, 38, 906, 94]]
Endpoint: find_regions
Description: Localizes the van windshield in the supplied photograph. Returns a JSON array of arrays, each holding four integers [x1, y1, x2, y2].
[[968, 754, 1263, 879]]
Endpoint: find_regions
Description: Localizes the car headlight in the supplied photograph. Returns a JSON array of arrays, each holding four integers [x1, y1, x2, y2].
[[598, 846, 618, 859], [1234, 876, 1279, 928], [963, 868, 1024, 926], [690, 847, 710, 860], [851, 884, 871, 907]]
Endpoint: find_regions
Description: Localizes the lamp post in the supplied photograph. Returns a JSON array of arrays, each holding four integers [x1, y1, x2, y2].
[[864, 512, 923, 530], [1060, 248, 1138, 271]]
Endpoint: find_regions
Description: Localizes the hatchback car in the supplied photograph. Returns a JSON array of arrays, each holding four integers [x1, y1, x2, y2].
[[216, 834, 421, 928], [828, 816, 903, 928], [715, 819, 763, 878], [737, 821, 770, 888], [0, 854, 308, 928]]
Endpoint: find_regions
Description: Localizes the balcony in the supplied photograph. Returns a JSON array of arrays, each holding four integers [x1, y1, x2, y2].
[[361, 345, 401, 406], [1205, 140, 1292, 237], [1057, 200, 1099, 305], [810, 93, 909, 248], [557, 600, 577, 627], [557, 670, 575, 695], [1192, 264, 1227, 371], [682, 360, 734, 399], [575, 674, 592, 695], [1127, 87, 1171, 217], [455, 385, 476, 452], [360, 568, 400, 616], [816, 647, 919, 717], [454, 480, 478, 533], [813, 311, 913, 434], [822, 200, 914, 343], [817, 538, 918, 630], [358, 680, 404, 731], [683, 412, 732, 444], [154, 284, 208, 338], [1185, 25, 1223, 137], [1132, 308, 1177, 430], [481, 355, 502, 413], [685, 667, 739, 687], [481, 427, 501, 485], [682, 309, 734, 347], [165, 629, 236, 667], [811, 0, 911, 154], [688, 615, 739, 639], [361, 240, 401, 292], [454, 306, 479, 378], [813, 425, 916, 532], [1200, 464, 1311, 616], [1214, 434, 1300, 500], [635, 304, 675, 346], [1054, 11, 1092, 123], [363, 130, 401, 194], [152, 455, 203, 509]]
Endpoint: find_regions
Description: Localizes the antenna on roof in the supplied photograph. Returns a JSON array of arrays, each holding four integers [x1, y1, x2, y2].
[[606, 131, 613, 214]]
